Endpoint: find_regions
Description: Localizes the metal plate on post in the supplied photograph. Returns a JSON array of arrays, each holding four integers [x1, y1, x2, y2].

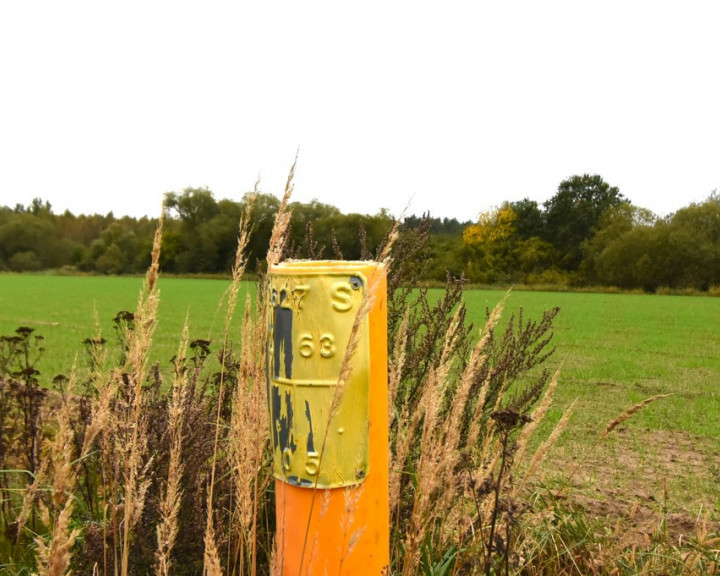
[[267, 265, 370, 489]]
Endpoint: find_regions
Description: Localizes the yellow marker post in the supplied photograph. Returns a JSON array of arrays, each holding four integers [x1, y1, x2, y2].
[[267, 260, 389, 575]]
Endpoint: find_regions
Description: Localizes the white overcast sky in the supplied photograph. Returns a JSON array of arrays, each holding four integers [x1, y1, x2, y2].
[[1, 1, 719, 222]]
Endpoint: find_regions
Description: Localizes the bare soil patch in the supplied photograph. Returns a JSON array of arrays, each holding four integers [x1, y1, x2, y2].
[[543, 429, 720, 549]]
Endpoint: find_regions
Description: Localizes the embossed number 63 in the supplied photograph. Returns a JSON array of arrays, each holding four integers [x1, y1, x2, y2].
[[299, 332, 336, 359]]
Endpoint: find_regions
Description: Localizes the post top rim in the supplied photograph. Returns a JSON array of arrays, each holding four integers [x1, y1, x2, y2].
[[270, 259, 383, 272]]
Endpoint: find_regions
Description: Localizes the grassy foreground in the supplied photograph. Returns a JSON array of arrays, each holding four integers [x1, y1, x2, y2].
[[1, 266, 719, 574], [461, 290, 720, 548], [3, 276, 718, 497]]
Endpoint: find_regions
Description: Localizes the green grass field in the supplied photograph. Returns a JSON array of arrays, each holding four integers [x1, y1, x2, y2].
[[462, 289, 720, 514], [0, 274, 252, 379], [463, 289, 720, 435], [2, 273, 718, 519], [2, 275, 719, 438]]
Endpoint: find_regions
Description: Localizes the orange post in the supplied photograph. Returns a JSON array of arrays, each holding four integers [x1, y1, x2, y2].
[[267, 261, 389, 575]]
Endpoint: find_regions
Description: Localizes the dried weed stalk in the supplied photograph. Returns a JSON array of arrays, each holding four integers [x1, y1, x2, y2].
[[32, 372, 83, 576], [119, 211, 164, 576], [154, 317, 191, 576], [387, 215, 562, 575], [203, 192, 254, 571], [229, 292, 272, 575], [601, 393, 672, 439]]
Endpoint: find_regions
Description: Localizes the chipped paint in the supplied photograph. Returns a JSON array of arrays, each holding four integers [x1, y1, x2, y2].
[[267, 263, 370, 488]]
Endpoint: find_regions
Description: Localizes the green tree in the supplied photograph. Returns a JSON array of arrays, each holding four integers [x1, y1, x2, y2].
[[165, 187, 222, 273], [130, 216, 163, 271], [325, 212, 390, 260], [8, 250, 43, 271], [580, 202, 657, 285], [29, 197, 52, 216], [463, 202, 557, 284], [422, 215, 469, 280], [590, 195, 720, 292], [287, 199, 342, 257], [662, 194, 720, 290], [427, 234, 465, 280], [463, 203, 521, 283], [164, 187, 220, 231], [516, 236, 556, 281], [80, 221, 140, 274], [593, 224, 662, 291], [510, 198, 544, 239], [208, 199, 246, 271], [0, 213, 57, 270], [94, 243, 127, 274], [543, 174, 626, 271], [55, 210, 114, 247]]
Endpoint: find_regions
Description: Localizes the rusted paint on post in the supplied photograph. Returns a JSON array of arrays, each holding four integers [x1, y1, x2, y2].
[[267, 260, 389, 575]]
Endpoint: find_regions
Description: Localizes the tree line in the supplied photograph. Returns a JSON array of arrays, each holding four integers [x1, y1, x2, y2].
[[2, 174, 719, 292], [461, 174, 720, 292], [0, 190, 399, 276]]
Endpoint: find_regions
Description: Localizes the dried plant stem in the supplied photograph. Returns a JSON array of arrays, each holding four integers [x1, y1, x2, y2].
[[15, 457, 48, 544], [204, 504, 223, 576], [601, 394, 672, 438], [560, 393, 674, 497], [78, 311, 117, 576], [32, 372, 82, 576], [401, 355, 452, 576], [388, 308, 409, 426], [155, 317, 191, 576], [464, 295, 509, 452], [444, 296, 505, 465], [266, 154, 297, 270], [517, 397, 577, 492], [513, 368, 561, 467], [121, 212, 164, 576], [338, 485, 366, 575], [204, 198, 254, 575], [230, 293, 270, 576]]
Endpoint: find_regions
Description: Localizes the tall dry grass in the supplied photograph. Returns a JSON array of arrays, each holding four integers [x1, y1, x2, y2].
[[0, 189, 274, 575], [0, 195, 563, 576], [383, 223, 565, 574], [20, 370, 82, 576], [154, 316, 190, 576], [1, 166, 715, 576]]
